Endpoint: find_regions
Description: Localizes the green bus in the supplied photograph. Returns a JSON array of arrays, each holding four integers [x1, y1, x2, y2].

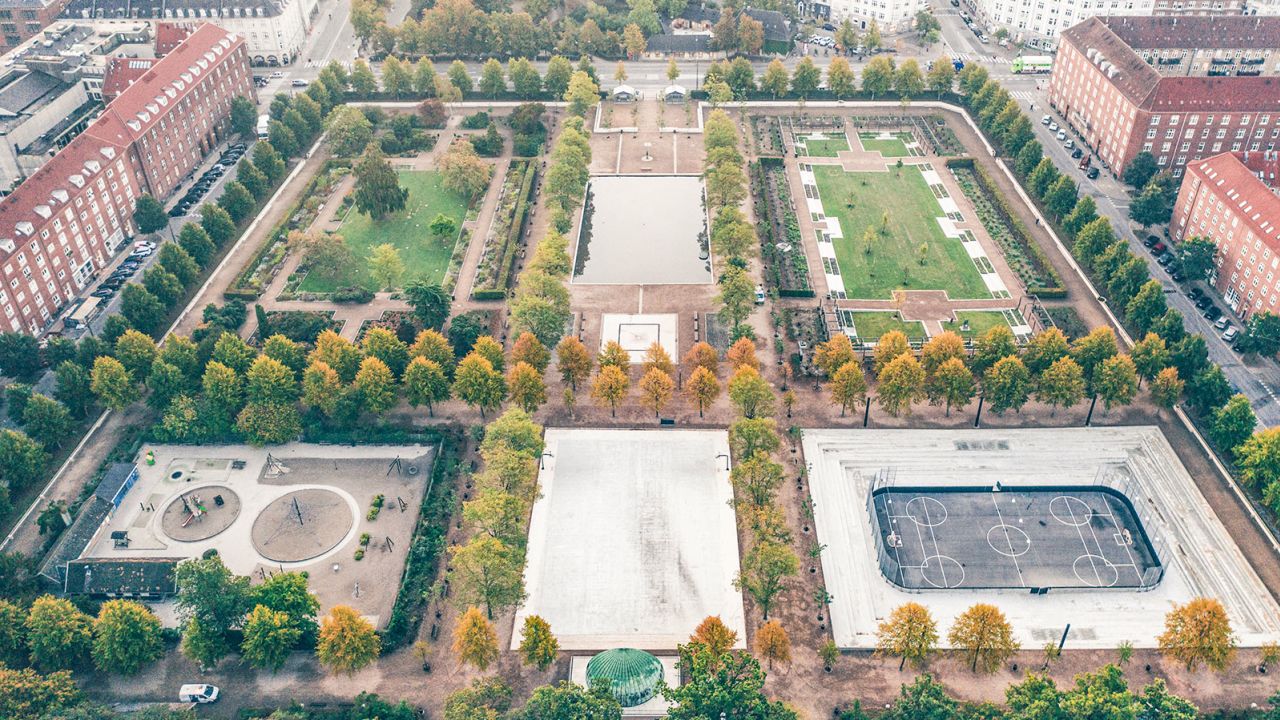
[[1012, 55, 1054, 74]]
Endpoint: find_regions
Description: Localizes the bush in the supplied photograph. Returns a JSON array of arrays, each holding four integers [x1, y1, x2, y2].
[[262, 311, 335, 344], [333, 286, 375, 303], [461, 111, 490, 130]]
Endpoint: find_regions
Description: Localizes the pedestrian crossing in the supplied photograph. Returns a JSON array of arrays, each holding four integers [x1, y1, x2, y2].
[[950, 52, 1012, 65], [1010, 90, 1037, 101]]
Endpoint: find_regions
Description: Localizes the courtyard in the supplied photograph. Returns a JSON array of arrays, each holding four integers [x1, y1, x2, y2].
[[515, 428, 745, 650], [572, 175, 712, 285], [802, 427, 1280, 649], [297, 170, 467, 292], [857, 131, 921, 158]]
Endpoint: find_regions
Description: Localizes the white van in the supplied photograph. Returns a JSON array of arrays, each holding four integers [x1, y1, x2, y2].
[[178, 684, 219, 704]]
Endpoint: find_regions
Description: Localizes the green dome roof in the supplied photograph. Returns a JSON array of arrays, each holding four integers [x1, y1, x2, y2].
[[586, 648, 663, 708]]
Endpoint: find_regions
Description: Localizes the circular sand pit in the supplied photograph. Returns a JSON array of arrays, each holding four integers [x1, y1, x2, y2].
[[251, 489, 354, 563], [161, 486, 241, 542]]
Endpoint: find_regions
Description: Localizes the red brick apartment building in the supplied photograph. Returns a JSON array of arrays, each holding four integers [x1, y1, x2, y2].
[[0, 23, 251, 335], [0, 0, 69, 51], [1049, 16, 1280, 179], [1172, 152, 1280, 319]]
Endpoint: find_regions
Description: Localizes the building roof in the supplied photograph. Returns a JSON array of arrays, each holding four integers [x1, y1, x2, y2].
[[586, 649, 663, 708], [1100, 15, 1280, 50], [663, 83, 687, 96], [612, 84, 636, 95], [154, 21, 193, 53], [1061, 17, 1280, 113], [1188, 152, 1280, 250], [646, 33, 711, 54], [744, 8, 789, 42], [37, 495, 111, 585], [64, 557, 180, 595], [97, 23, 241, 142], [101, 56, 157, 100], [0, 71, 67, 118], [95, 462, 136, 505], [62, 0, 288, 19]]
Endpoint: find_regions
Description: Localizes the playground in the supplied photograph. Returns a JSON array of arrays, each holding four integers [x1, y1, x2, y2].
[[81, 444, 435, 627]]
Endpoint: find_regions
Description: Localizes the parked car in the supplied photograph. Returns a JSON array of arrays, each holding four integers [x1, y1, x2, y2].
[[1152, 241, 1167, 254], [1056, 130, 1067, 141], [1064, 139, 1075, 149], [1157, 253, 1175, 266], [1204, 305, 1223, 321], [1171, 270, 1185, 282], [1049, 122, 1059, 132], [1042, 114, 1051, 125], [1195, 295, 1214, 310], [269, 71, 284, 78], [179, 685, 219, 704], [1143, 235, 1160, 247], [1188, 286, 1204, 300], [90, 288, 114, 299], [291, 79, 309, 87], [1071, 148, 1084, 159], [1215, 317, 1232, 331], [1086, 167, 1100, 180], [754, 285, 766, 305]]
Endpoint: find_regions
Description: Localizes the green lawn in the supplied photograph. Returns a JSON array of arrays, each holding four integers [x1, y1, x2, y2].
[[814, 165, 990, 300], [845, 311, 926, 342], [298, 171, 466, 292], [798, 134, 849, 158], [858, 132, 914, 157], [942, 311, 1011, 339]]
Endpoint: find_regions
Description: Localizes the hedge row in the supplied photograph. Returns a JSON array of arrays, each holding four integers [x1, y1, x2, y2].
[[471, 158, 536, 300]]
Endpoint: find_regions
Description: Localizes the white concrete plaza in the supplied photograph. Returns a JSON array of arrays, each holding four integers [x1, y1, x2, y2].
[[515, 428, 746, 650], [803, 427, 1280, 649], [600, 313, 679, 363]]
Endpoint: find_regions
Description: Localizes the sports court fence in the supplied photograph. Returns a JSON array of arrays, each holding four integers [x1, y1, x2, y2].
[[864, 464, 1167, 592]]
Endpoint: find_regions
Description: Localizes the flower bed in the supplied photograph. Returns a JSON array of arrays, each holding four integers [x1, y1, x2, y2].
[[752, 159, 814, 297], [254, 310, 341, 344], [356, 310, 414, 341], [947, 159, 1067, 299], [471, 159, 536, 300], [750, 115, 784, 156]]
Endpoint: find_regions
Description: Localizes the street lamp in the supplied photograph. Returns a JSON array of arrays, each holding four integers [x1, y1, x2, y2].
[[540, 453, 554, 470], [716, 453, 730, 471]]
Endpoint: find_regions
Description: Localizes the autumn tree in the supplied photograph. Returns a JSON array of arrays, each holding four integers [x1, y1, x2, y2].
[[507, 361, 547, 413], [1036, 356, 1086, 416], [876, 602, 938, 670], [556, 336, 593, 390], [512, 332, 551, 373], [403, 356, 450, 416], [638, 368, 675, 417], [1158, 597, 1235, 672], [686, 366, 721, 417], [519, 615, 559, 671], [735, 540, 797, 619], [877, 354, 926, 417], [830, 362, 867, 416], [949, 603, 1019, 673], [452, 353, 507, 418], [726, 337, 760, 370], [730, 452, 784, 509], [693, 615, 739, 656], [728, 366, 774, 419], [1096, 354, 1139, 411], [754, 619, 791, 668], [984, 355, 1031, 414], [926, 357, 975, 415], [815, 334, 856, 377], [316, 605, 380, 674], [591, 365, 630, 416], [25, 595, 92, 671], [597, 340, 630, 372], [241, 604, 301, 672], [439, 138, 493, 199], [873, 331, 911, 375], [91, 600, 163, 675], [684, 341, 719, 375], [453, 606, 500, 670]]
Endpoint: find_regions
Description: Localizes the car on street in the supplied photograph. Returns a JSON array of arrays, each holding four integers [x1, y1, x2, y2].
[[1195, 295, 1214, 310], [1157, 253, 1175, 266], [90, 288, 114, 299], [1056, 130, 1067, 141], [1215, 317, 1232, 331], [1086, 167, 1100, 180], [1152, 241, 1167, 254], [1205, 305, 1223, 321], [270, 71, 283, 78], [1063, 138, 1074, 149], [1144, 235, 1160, 247], [1042, 114, 1051, 125], [755, 284, 766, 304], [1049, 122, 1059, 132], [1189, 287, 1204, 300], [291, 79, 308, 87], [1171, 270, 1185, 282], [1072, 148, 1084, 159]]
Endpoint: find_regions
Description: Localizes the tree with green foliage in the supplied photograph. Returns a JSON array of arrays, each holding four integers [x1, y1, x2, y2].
[[403, 356, 450, 416], [1131, 182, 1173, 227], [353, 144, 407, 220], [565, 71, 600, 116], [326, 105, 375, 157], [120, 284, 166, 335], [21, 394, 71, 449], [178, 223, 216, 267], [1245, 311, 1280, 357], [132, 194, 168, 236], [662, 641, 794, 720], [727, 365, 774, 419], [984, 356, 1031, 414], [1096, 354, 1139, 411], [0, 665, 81, 720], [925, 357, 975, 416], [519, 615, 559, 671], [877, 354, 926, 417], [1151, 366, 1185, 415], [241, 604, 302, 672], [92, 600, 164, 675], [51, 361, 91, 419], [1124, 151, 1159, 189], [880, 675, 957, 720], [1178, 236, 1218, 282], [229, 96, 257, 137], [861, 56, 894, 98], [200, 203, 236, 246], [735, 540, 797, 619], [452, 353, 506, 418], [218, 181, 255, 224], [175, 555, 249, 668], [1211, 394, 1257, 457], [90, 355, 138, 411]]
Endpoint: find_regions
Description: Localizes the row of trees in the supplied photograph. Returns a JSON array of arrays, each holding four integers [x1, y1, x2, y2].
[[698, 53, 957, 104], [876, 595, 1236, 676], [704, 110, 760, 338], [960, 66, 1280, 522], [815, 325, 1180, 418]]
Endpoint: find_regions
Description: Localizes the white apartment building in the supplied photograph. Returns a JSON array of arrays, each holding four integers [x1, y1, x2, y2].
[[828, 0, 924, 34], [966, 0, 1248, 49], [62, 0, 317, 66]]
